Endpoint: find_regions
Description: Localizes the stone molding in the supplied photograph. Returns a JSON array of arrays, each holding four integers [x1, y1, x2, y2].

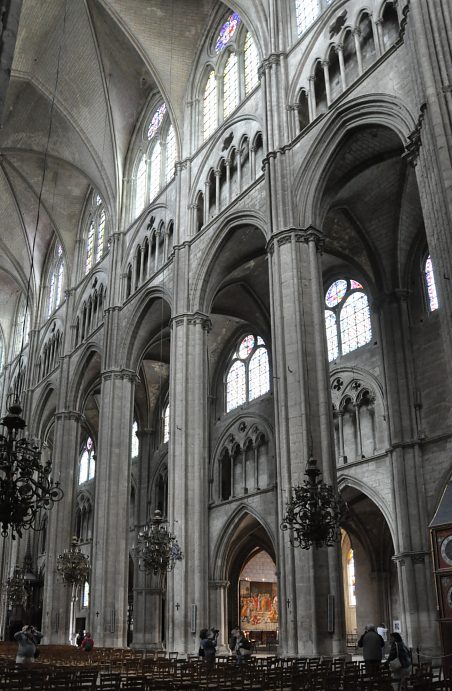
[[208, 580, 230, 590], [54, 410, 84, 423], [402, 103, 427, 167]]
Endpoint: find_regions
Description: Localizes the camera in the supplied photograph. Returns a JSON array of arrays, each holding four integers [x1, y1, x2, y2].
[[210, 627, 219, 638]]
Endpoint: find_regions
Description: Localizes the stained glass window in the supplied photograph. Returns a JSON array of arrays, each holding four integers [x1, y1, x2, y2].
[[324, 279, 372, 361], [215, 13, 241, 52], [340, 292, 372, 355], [85, 193, 107, 276], [244, 32, 259, 94], [14, 295, 29, 356], [325, 279, 347, 307], [85, 223, 95, 274], [325, 310, 338, 361], [81, 581, 89, 608], [347, 549, 356, 606], [425, 255, 438, 312], [163, 404, 170, 443], [203, 70, 217, 141], [226, 360, 246, 411], [165, 125, 176, 183], [239, 335, 255, 358], [79, 436, 95, 484], [295, 0, 321, 35], [226, 334, 270, 412], [249, 348, 270, 400], [136, 155, 147, 214], [147, 103, 167, 140], [149, 141, 162, 200], [96, 210, 105, 263], [223, 52, 239, 118], [131, 421, 139, 459]]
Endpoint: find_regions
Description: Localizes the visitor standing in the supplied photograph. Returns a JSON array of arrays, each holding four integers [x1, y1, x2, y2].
[[357, 624, 385, 675], [14, 625, 42, 664]]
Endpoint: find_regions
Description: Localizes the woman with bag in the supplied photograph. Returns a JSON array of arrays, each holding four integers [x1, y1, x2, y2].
[[387, 631, 411, 689]]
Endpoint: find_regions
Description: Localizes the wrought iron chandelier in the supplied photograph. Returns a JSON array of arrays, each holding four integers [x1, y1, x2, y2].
[[135, 510, 183, 576], [6, 566, 28, 607], [0, 401, 64, 539], [281, 456, 346, 549], [56, 537, 90, 586]]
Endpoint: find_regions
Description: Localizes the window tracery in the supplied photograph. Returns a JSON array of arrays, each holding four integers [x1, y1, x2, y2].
[[225, 335, 270, 413], [325, 279, 372, 361]]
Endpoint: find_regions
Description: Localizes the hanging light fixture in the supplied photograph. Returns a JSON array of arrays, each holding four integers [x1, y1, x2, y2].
[[56, 537, 89, 645], [281, 456, 346, 549], [135, 510, 183, 576], [0, 401, 63, 539], [56, 536, 90, 586], [5, 566, 28, 607]]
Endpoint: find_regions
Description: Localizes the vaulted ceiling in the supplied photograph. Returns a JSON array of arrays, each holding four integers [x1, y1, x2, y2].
[[0, 0, 268, 343]]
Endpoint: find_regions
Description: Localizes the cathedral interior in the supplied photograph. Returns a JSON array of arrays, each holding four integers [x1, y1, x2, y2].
[[0, 0, 451, 660]]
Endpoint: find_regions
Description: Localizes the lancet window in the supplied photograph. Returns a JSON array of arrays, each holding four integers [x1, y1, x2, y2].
[[133, 103, 176, 218], [79, 436, 95, 484], [47, 243, 65, 318], [85, 193, 107, 275], [201, 14, 259, 143], [424, 254, 438, 312]]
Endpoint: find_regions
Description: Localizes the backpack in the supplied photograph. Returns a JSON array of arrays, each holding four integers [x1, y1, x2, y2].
[[240, 638, 251, 651], [84, 639, 92, 652]]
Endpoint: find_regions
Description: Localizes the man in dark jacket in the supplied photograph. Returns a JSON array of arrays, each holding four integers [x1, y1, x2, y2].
[[358, 624, 385, 676]]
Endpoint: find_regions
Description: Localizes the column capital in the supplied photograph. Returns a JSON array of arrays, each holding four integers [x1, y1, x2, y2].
[[392, 550, 430, 566], [267, 226, 325, 255], [54, 410, 84, 423], [170, 312, 212, 331], [101, 368, 138, 383], [208, 580, 230, 590], [402, 103, 427, 167]]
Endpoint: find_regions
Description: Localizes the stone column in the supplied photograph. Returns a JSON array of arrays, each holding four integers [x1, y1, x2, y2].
[[215, 171, 221, 215], [322, 61, 331, 107], [375, 291, 440, 653], [267, 227, 345, 657], [208, 580, 229, 652], [337, 44, 346, 91], [204, 181, 210, 226], [225, 160, 231, 206], [166, 312, 210, 654], [308, 76, 316, 121], [89, 368, 135, 647], [375, 19, 384, 56], [353, 29, 363, 75], [41, 411, 83, 644]]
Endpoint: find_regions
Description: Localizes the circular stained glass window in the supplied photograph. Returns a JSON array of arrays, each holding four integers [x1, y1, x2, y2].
[[325, 280, 347, 307], [238, 335, 255, 359], [215, 13, 241, 52]]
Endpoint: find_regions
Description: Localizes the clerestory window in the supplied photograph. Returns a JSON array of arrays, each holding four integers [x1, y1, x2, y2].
[[85, 193, 107, 275], [324, 279, 372, 361], [47, 243, 65, 318], [295, 0, 335, 36], [133, 103, 176, 218], [424, 254, 438, 312], [225, 334, 270, 412], [201, 14, 259, 143]]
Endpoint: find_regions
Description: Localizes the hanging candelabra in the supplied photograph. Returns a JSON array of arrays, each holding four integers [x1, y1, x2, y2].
[[56, 537, 90, 645], [0, 401, 64, 539], [281, 456, 346, 550], [135, 510, 183, 576], [5, 566, 27, 608]]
